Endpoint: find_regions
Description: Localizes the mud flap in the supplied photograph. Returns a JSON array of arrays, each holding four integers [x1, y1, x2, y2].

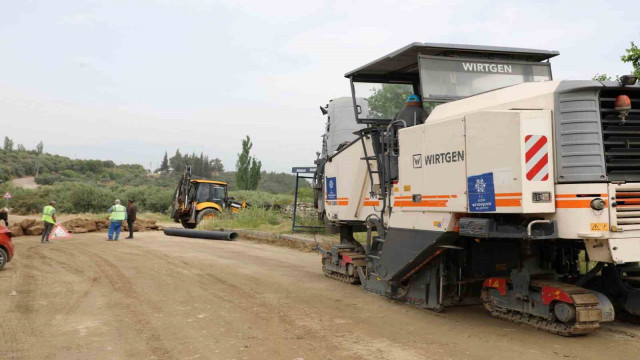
[[588, 290, 615, 322]]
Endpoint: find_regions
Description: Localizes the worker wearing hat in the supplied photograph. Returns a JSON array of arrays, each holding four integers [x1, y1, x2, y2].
[[41, 201, 57, 243], [394, 94, 428, 127]]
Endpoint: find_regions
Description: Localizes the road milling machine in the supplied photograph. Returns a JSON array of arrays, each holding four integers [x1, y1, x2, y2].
[[313, 97, 368, 226], [314, 42, 640, 336]]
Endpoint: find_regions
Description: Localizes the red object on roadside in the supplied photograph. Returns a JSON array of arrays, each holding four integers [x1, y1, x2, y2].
[[0, 224, 15, 269]]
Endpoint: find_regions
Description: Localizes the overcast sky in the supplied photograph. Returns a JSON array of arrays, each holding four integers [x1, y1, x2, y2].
[[1, 0, 638, 173]]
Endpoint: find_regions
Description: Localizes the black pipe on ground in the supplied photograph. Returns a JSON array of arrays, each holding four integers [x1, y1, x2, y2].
[[163, 228, 238, 241]]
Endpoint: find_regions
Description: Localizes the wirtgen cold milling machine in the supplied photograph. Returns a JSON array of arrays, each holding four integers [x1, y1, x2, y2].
[[314, 42, 640, 335]]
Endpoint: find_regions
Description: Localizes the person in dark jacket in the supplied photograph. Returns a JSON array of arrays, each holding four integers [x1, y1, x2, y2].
[[0, 207, 8, 227], [395, 94, 428, 127], [125, 199, 138, 239]]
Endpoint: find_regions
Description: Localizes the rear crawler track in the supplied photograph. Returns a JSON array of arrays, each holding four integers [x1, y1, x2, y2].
[[322, 263, 360, 284]]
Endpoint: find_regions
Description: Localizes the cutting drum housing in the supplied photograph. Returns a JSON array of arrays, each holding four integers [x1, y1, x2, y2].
[[314, 42, 640, 336]]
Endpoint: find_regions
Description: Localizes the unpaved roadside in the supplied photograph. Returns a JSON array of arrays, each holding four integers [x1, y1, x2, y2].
[[10, 176, 38, 189], [1, 232, 639, 360]]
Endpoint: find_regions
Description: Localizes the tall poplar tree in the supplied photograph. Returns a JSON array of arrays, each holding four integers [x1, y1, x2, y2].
[[235, 136, 261, 190]]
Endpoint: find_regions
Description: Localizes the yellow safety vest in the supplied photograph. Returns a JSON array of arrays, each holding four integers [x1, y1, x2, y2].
[[42, 205, 55, 224], [110, 204, 127, 221]]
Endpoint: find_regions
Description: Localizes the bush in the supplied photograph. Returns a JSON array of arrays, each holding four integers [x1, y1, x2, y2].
[[60, 169, 79, 178], [229, 190, 293, 208], [294, 187, 314, 203], [0, 182, 173, 215], [198, 208, 285, 231]]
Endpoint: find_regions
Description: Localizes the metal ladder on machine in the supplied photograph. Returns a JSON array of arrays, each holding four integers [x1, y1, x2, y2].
[[356, 128, 387, 262]]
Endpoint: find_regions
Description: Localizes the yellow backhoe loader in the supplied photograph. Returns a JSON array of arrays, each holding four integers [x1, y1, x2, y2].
[[171, 166, 247, 229]]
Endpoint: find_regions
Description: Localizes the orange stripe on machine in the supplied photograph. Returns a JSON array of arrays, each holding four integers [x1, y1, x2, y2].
[[556, 199, 606, 208], [393, 194, 457, 208], [496, 198, 522, 207], [555, 194, 607, 209], [495, 193, 522, 197], [394, 199, 448, 208], [556, 194, 606, 198], [394, 193, 521, 208], [326, 200, 349, 206], [494, 193, 522, 207], [363, 198, 380, 206]]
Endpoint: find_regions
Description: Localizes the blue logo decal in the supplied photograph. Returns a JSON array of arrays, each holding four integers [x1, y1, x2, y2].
[[468, 173, 496, 212], [326, 177, 337, 200]]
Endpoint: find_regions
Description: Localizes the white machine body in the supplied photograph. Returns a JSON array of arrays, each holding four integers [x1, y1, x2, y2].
[[324, 80, 640, 264]]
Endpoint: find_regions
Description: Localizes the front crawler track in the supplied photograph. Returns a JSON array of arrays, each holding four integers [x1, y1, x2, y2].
[[483, 305, 600, 336], [482, 281, 602, 336]]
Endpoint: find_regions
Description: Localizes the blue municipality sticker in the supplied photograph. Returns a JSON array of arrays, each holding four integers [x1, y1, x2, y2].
[[467, 172, 496, 212], [326, 177, 337, 200]]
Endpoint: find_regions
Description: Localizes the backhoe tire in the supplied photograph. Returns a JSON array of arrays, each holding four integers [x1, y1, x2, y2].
[[180, 219, 197, 229], [196, 208, 220, 225]]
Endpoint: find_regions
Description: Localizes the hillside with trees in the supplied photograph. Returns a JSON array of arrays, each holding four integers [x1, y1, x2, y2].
[[0, 136, 309, 214]]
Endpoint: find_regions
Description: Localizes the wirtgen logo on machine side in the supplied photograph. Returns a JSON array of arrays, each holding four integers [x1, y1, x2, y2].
[[423, 150, 465, 166], [412, 154, 422, 168], [462, 62, 513, 73]]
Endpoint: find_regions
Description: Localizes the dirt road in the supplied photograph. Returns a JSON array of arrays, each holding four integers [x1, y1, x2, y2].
[[1, 232, 639, 360]]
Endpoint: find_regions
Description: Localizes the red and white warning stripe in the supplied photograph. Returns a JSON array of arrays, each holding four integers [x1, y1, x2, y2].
[[525, 135, 549, 181]]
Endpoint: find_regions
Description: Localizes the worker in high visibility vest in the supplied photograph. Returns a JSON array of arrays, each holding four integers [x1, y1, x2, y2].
[[41, 200, 57, 243], [107, 199, 128, 241]]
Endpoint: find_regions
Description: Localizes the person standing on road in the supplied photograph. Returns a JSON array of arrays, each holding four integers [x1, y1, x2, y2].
[[0, 207, 8, 227], [125, 199, 137, 239], [107, 199, 127, 241], [41, 201, 57, 243]]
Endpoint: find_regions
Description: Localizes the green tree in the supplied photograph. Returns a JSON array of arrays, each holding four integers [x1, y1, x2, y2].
[[17, 144, 26, 151], [621, 41, 640, 77], [169, 149, 184, 173], [36, 141, 44, 154], [593, 41, 640, 81], [211, 158, 224, 174], [367, 84, 437, 119], [367, 84, 414, 119], [3, 137, 14, 151], [248, 157, 262, 190], [592, 73, 612, 81], [235, 136, 261, 190], [157, 151, 170, 174]]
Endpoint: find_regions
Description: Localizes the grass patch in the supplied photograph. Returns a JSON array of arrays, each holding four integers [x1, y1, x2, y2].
[[197, 207, 323, 234]]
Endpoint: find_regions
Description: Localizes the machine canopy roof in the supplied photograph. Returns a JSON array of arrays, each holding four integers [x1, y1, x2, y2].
[[345, 42, 559, 83]]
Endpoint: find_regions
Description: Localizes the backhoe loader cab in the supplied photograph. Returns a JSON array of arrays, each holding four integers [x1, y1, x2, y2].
[[171, 167, 247, 229]]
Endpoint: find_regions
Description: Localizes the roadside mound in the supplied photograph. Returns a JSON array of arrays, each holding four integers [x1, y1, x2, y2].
[[8, 217, 162, 237]]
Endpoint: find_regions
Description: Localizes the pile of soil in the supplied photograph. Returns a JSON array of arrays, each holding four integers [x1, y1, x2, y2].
[[8, 217, 162, 237], [8, 218, 39, 237]]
